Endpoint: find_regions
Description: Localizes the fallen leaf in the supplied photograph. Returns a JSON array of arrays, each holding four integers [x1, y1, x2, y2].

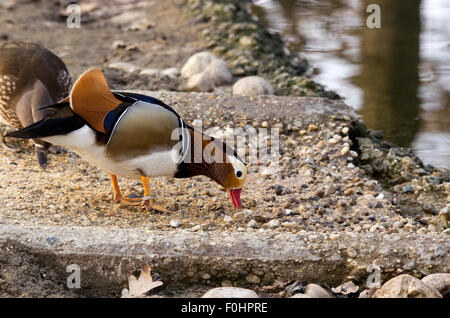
[[121, 264, 163, 298]]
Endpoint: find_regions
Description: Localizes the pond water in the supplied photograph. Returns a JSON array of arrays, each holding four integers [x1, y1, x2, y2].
[[251, 0, 450, 169]]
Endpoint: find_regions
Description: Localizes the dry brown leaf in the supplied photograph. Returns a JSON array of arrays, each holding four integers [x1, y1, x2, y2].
[[121, 264, 163, 298]]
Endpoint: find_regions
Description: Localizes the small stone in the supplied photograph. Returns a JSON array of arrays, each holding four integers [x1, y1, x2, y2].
[[112, 40, 126, 49], [161, 67, 180, 78], [108, 62, 140, 73], [304, 284, 333, 298], [331, 281, 359, 295], [246, 274, 261, 284], [341, 127, 349, 134], [201, 273, 211, 280], [393, 221, 403, 229], [341, 146, 350, 156], [169, 219, 181, 228], [290, 293, 312, 298], [267, 219, 280, 228], [247, 219, 257, 228], [202, 287, 259, 298], [224, 216, 233, 223], [140, 68, 160, 76], [307, 124, 318, 132], [232, 76, 273, 96], [347, 247, 357, 258], [359, 288, 377, 298], [422, 273, 450, 297], [274, 185, 284, 195], [402, 185, 414, 194], [184, 72, 215, 92], [373, 274, 442, 298], [329, 233, 340, 240], [181, 51, 219, 78], [261, 121, 269, 128], [325, 183, 336, 195], [423, 204, 438, 215]]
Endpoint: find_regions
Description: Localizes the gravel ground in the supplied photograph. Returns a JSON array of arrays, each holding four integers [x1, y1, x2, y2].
[[1, 91, 448, 237]]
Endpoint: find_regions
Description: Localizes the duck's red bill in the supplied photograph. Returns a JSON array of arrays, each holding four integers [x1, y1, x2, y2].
[[228, 188, 242, 209]]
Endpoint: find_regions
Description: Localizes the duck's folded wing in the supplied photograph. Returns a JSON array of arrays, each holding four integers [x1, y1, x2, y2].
[[105, 100, 182, 160]]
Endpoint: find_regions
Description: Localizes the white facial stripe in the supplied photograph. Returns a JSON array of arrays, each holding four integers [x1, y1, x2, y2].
[[228, 155, 246, 172]]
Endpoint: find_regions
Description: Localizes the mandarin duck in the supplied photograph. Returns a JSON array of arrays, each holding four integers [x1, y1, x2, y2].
[[7, 68, 247, 211], [0, 41, 72, 166]]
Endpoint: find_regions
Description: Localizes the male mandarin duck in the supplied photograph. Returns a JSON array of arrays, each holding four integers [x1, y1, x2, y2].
[[7, 68, 247, 211], [0, 41, 72, 166]]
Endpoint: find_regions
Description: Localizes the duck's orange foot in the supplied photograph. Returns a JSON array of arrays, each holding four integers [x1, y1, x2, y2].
[[141, 200, 172, 213], [114, 191, 142, 205]]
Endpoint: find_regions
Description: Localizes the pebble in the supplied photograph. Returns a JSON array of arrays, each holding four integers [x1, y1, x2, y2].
[[181, 51, 218, 78], [169, 219, 181, 228], [202, 287, 259, 298], [267, 219, 280, 228], [140, 68, 160, 76], [232, 76, 274, 96], [247, 219, 257, 228], [402, 185, 414, 194], [201, 273, 211, 280], [108, 62, 140, 73], [161, 67, 180, 78], [373, 274, 442, 298], [421, 273, 450, 297], [246, 274, 261, 284], [393, 221, 403, 229], [224, 216, 233, 223], [111, 40, 126, 49], [347, 247, 357, 258], [341, 146, 350, 156], [304, 284, 333, 298]]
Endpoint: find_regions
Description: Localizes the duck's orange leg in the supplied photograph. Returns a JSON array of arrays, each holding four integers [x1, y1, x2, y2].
[[110, 174, 141, 205], [140, 176, 171, 213]]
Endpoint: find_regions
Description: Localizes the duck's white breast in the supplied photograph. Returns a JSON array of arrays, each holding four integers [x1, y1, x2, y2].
[[43, 125, 178, 179]]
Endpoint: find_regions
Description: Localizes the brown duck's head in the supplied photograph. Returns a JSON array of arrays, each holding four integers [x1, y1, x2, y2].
[[182, 129, 248, 209]]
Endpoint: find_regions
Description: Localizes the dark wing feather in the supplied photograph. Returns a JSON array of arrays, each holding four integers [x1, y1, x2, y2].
[[6, 103, 85, 139]]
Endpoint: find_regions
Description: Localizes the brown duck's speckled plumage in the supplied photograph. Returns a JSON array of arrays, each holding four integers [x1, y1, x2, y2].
[[0, 41, 72, 129]]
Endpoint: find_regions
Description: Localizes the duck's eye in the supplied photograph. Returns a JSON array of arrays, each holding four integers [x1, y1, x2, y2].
[[236, 170, 243, 178]]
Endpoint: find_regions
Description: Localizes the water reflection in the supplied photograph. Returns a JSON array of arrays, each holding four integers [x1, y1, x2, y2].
[[252, 0, 450, 168], [355, 0, 421, 147]]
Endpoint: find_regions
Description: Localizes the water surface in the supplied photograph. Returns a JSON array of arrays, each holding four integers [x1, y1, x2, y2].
[[252, 0, 450, 169]]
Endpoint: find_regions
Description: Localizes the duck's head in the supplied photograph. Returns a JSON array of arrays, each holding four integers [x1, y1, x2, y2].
[[176, 129, 248, 209], [217, 155, 248, 209]]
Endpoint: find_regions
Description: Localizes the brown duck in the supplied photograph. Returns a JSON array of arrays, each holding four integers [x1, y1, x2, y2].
[[0, 41, 71, 166]]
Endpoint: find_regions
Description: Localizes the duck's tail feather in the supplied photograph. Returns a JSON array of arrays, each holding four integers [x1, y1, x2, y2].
[[6, 114, 85, 139]]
